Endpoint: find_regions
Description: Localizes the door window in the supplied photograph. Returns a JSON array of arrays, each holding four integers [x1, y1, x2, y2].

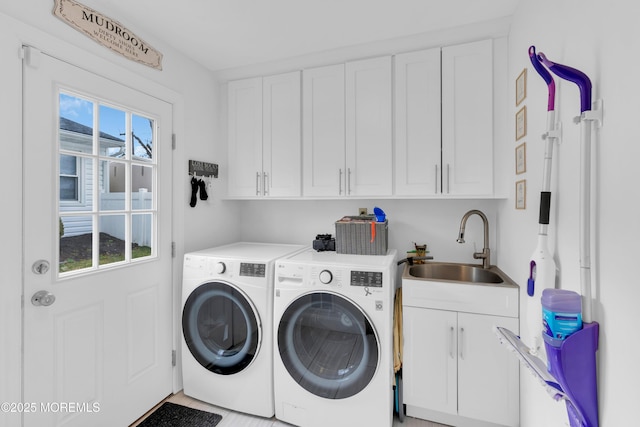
[[58, 92, 157, 274], [277, 292, 379, 399]]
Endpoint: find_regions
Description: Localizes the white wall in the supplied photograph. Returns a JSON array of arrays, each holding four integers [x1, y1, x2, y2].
[[0, 3, 240, 424], [500, 0, 639, 425]]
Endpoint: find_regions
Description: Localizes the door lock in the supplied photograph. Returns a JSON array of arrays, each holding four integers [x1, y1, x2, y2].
[[31, 290, 56, 307], [32, 260, 50, 275]]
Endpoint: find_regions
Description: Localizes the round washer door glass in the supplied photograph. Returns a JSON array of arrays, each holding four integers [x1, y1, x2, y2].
[[278, 292, 379, 399], [182, 282, 260, 375]]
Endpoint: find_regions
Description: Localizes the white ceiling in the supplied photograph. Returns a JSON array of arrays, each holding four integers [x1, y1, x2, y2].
[[74, 0, 520, 72]]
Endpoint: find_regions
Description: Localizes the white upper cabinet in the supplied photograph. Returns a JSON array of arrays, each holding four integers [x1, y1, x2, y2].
[[228, 38, 501, 199], [227, 71, 301, 197], [303, 57, 392, 197], [302, 64, 346, 197], [345, 56, 393, 197], [263, 71, 302, 197], [395, 39, 495, 197], [394, 48, 442, 196], [441, 39, 494, 196], [227, 77, 263, 197]]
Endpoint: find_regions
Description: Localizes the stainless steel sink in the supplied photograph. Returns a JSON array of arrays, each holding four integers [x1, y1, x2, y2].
[[403, 262, 513, 285]]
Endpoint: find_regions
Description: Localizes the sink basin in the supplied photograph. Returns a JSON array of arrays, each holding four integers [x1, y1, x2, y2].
[[405, 262, 506, 284]]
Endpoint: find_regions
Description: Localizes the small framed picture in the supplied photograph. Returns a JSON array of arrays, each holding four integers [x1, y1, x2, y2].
[[516, 68, 527, 106], [516, 179, 526, 209], [516, 106, 527, 140], [516, 142, 526, 175]]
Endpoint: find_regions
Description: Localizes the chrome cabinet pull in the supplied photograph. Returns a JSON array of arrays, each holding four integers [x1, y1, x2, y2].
[[459, 327, 465, 360], [263, 172, 268, 195], [449, 326, 455, 359], [446, 164, 451, 194], [256, 172, 260, 196], [347, 168, 352, 195], [339, 169, 343, 195]]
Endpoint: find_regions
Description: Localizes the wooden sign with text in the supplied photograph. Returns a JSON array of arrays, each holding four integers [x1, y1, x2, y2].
[[53, 0, 163, 70]]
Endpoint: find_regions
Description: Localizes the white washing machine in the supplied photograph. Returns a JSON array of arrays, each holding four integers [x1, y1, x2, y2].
[[273, 248, 398, 427], [181, 242, 306, 417]]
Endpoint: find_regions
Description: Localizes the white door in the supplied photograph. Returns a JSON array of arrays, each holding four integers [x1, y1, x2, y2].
[[262, 71, 301, 197], [302, 63, 346, 197], [457, 313, 519, 426], [227, 77, 263, 197], [403, 307, 457, 415], [394, 48, 442, 196], [22, 48, 173, 427], [345, 56, 392, 196], [441, 39, 494, 196]]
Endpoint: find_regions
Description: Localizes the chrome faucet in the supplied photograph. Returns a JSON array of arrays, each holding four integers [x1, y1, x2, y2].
[[457, 209, 491, 269]]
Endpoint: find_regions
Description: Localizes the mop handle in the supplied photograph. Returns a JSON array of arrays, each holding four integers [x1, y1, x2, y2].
[[529, 46, 556, 112], [538, 52, 592, 113]]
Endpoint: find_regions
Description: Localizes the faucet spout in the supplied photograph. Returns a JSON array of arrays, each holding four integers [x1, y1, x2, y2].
[[457, 209, 491, 269]]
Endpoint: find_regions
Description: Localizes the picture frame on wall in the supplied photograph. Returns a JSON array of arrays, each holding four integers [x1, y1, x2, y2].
[[516, 142, 526, 174], [516, 68, 527, 106], [516, 106, 527, 140], [516, 179, 526, 209]]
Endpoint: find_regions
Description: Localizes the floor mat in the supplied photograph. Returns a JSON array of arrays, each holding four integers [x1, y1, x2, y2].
[[137, 402, 222, 427]]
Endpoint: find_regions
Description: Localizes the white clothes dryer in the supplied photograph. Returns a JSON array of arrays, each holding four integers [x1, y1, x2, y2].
[[273, 248, 398, 427], [181, 242, 305, 417]]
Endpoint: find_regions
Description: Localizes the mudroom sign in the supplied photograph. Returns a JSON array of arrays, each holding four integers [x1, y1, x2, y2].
[[53, 0, 163, 70]]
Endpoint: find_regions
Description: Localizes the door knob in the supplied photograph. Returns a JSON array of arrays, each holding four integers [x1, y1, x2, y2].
[[31, 290, 56, 307]]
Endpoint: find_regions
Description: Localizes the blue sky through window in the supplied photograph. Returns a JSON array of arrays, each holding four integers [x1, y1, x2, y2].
[[59, 93, 153, 159]]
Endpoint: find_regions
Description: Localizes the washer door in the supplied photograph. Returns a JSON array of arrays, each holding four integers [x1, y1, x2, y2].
[[182, 282, 260, 375], [278, 292, 379, 399]]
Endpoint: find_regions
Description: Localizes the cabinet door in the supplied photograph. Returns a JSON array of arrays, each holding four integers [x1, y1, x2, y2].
[[228, 77, 263, 197], [345, 56, 393, 196], [442, 39, 493, 196], [263, 71, 301, 197], [457, 313, 519, 426], [403, 307, 457, 415], [302, 64, 346, 197], [394, 48, 442, 196]]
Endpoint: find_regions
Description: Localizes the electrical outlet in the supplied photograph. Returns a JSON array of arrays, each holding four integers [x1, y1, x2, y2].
[[359, 208, 368, 215]]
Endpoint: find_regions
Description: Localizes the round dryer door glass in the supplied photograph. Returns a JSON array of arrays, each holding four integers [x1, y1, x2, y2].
[[182, 282, 260, 375], [278, 292, 379, 399]]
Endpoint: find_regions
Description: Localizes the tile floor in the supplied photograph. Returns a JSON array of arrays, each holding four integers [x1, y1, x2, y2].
[[129, 391, 450, 427]]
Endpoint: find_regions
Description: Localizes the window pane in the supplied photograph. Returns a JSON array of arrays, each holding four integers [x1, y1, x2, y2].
[[132, 213, 152, 259], [131, 165, 153, 210], [59, 93, 94, 154], [59, 215, 93, 273], [59, 156, 93, 210], [99, 105, 126, 158], [99, 215, 125, 266], [60, 176, 78, 201], [100, 160, 126, 211], [132, 114, 154, 161]]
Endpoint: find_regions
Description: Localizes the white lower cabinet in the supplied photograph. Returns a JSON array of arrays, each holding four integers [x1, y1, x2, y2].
[[403, 308, 519, 427]]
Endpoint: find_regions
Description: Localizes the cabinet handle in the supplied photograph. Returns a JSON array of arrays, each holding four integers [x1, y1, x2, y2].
[[347, 168, 352, 195], [263, 172, 269, 195], [449, 326, 455, 359], [435, 164, 439, 194], [459, 327, 464, 360], [446, 164, 451, 194], [339, 169, 343, 195], [256, 172, 260, 196]]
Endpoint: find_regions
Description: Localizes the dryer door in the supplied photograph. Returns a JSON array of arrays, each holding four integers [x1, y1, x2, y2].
[[182, 282, 260, 375], [277, 291, 379, 399]]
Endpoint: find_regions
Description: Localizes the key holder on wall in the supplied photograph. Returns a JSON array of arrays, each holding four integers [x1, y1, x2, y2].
[[188, 160, 218, 207]]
